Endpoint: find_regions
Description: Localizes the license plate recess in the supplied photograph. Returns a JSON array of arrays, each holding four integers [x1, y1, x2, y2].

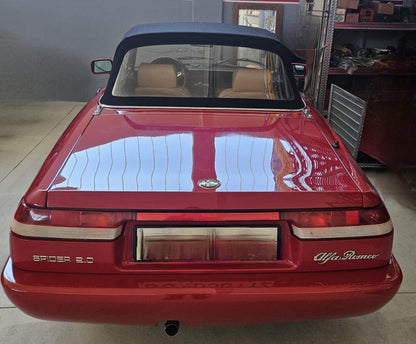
[[134, 226, 279, 262]]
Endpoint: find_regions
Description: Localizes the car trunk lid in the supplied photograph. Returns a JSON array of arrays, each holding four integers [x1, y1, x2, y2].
[[46, 108, 362, 210]]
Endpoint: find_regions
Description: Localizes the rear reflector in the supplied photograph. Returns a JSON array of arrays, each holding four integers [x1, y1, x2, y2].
[[12, 202, 135, 240], [282, 206, 392, 239], [136, 227, 278, 261]]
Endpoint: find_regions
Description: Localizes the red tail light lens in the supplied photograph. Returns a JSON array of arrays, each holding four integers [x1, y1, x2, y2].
[[282, 206, 392, 239], [12, 202, 136, 240], [282, 207, 389, 228]]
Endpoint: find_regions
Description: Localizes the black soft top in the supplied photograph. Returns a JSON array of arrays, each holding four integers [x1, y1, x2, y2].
[[101, 22, 305, 109], [124, 22, 282, 44]]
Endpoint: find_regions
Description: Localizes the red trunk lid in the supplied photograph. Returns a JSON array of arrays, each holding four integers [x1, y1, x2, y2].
[[47, 108, 362, 210]]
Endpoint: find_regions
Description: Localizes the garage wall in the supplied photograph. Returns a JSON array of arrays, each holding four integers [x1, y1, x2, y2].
[[0, 0, 222, 101], [222, 3, 300, 50]]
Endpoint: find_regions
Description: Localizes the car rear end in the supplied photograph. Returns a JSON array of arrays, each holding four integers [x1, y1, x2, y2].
[[1, 22, 402, 327], [3, 175, 401, 326]]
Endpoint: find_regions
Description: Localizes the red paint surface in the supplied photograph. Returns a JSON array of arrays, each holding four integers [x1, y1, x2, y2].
[[10, 222, 394, 274], [2, 256, 402, 326], [43, 106, 370, 210]]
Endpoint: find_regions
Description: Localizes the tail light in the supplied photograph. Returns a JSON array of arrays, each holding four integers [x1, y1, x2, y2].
[[12, 202, 135, 240], [12, 201, 392, 242], [282, 206, 392, 239]]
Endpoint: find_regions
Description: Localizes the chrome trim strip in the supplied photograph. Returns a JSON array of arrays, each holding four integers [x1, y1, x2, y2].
[[136, 228, 143, 261], [11, 219, 122, 240], [292, 220, 393, 239]]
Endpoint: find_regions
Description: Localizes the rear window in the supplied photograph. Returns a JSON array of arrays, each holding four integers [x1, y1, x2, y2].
[[112, 44, 295, 101]]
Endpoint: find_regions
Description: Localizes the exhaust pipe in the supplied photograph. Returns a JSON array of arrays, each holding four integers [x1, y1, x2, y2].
[[164, 320, 180, 336]]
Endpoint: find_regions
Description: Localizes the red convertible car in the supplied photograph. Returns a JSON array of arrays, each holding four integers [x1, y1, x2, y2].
[[2, 23, 401, 335]]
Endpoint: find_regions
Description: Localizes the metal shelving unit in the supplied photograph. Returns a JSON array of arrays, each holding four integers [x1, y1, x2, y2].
[[313, 0, 339, 111], [314, 1, 416, 166], [334, 22, 416, 30], [328, 67, 416, 76], [315, 2, 416, 111]]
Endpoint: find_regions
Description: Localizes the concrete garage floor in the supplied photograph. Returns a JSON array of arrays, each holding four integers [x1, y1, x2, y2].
[[0, 101, 415, 343]]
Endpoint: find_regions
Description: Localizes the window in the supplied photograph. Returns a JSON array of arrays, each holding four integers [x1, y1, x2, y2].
[[112, 44, 294, 101]]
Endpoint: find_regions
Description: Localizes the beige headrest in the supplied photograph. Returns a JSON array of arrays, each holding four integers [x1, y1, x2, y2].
[[137, 63, 177, 89], [232, 69, 266, 92]]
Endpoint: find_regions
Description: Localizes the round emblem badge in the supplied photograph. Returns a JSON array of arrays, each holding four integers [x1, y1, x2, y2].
[[197, 179, 221, 190]]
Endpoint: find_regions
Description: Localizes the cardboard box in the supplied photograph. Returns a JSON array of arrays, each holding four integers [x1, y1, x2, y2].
[[335, 8, 346, 22], [370, 2, 395, 15], [378, 3, 395, 15], [346, 13, 360, 22], [337, 0, 360, 10]]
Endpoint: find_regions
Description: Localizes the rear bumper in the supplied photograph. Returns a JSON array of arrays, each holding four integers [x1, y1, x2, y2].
[[2, 256, 402, 326]]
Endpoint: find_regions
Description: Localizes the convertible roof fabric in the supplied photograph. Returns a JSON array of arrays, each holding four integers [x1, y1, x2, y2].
[[101, 22, 305, 109], [124, 22, 282, 43]]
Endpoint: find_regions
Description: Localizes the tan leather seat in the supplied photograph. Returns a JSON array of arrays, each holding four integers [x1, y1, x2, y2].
[[218, 69, 268, 99], [135, 63, 191, 97]]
